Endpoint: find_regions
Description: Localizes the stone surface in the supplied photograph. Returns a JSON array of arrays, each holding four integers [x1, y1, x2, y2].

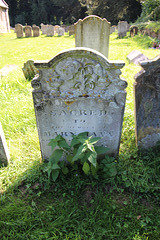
[[118, 21, 129, 38], [32, 25, 40, 37], [58, 27, 65, 36], [127, 50, 148, 65], [22, 60, 39, 80], [75, 15, 110, 58], [31, 47, 127, 160], [68, 25, 75, 36], [46, 25, 54, 36], [0, 122, 10, 166], [25, 25, 32, 37], [134, 54, 160, 149], [15, 24, 24, 38], [41, 23, 48, 34], [54, 25, 60, 34], [0, 64, 18, 78]]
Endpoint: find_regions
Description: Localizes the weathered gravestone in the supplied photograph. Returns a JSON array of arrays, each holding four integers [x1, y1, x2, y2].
[[118, 21, 129, 38], [22, 60, 39, 80], [46, 25, 54, 36], [54, 25, 60, 34], [127, 50, 148, 65], [68, 25, 75, 36], [41, 23, 48, 35], [58, 27, 65, 36], [25, 25, 32, 37], [32, 25, 40, 37], [31, 48, 127, 160], [0, 122, 10, 166], [75, 15, 110, 59], [134, 55, 160, 149], [15, 24, 24, 38]]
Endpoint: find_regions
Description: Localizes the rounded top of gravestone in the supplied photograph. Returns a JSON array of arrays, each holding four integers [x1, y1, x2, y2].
[[75, 15, 111, 26]]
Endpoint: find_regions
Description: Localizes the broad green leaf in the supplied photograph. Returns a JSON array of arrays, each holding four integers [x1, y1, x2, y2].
[[51, 169, 59, 182], [55, 135, 64, 142], [89, 137, 101, 144], [95, 146, 109, 154], [77, 132, 88, 138], [51, 163, 60, 170], [58, 139, 70, 149], [91, 164, 98, 176], [48, 139, 58, 150], [66, 154, 73, 163], [62, 167, 69, 175], [72, 144, 87, 162], [70, 138, 80, 148], [51, 149, 63, 163], [82, 162, 90, 175], [88, 152, 97, 167], [47, 168, 52, 178]]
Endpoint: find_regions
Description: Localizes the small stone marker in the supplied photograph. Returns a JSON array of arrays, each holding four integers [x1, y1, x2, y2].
[[127, 50, 148, 65], [15, 24, 24, 38], [0, 122, 10, 166], [32, 25, 40, 37], [134, 55, 160, 149], [118, 21, 129, 38], [22, 60, 39, 80], [58, 27, 65, 36], [31, 47, 127, 160], [46, 25, 54, 36], [25, 25, 32, 37], [75, 15, 110, 58], [68, 25, 75, 36]]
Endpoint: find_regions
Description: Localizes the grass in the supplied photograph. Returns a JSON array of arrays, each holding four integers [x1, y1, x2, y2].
[[0, 31, 160, 239]]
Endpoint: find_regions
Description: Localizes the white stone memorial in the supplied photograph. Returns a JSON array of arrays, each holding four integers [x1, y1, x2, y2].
[[31, 48, 127, 160], [75, 15, 111, 58]]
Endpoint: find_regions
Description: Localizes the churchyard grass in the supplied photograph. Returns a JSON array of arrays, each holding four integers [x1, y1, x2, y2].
[[0, 31, 160, 239]]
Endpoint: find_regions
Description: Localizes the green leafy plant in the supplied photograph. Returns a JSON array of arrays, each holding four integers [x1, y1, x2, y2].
[[44, 132, 109, 181]]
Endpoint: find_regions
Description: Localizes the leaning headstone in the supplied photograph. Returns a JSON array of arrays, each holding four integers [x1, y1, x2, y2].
[[75, 15, 110, 58], [134, 55, 160, 149], [15, 24, 24, 38], [127, 50, 148, 65], [46, 25, 54, 36], [68, 25, 75, 36], [24, 25, 32, 37], [31, 48, 127, 160], [32, 25, 40, 37], [118, 21, 128, 38], [58, 27, 65, 36], [0, 122, 10, 166], [22, 60, 39, 80]]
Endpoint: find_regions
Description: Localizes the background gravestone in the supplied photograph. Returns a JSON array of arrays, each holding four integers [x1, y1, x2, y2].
[[118, 21, 129, 38], [31, 48, 127, 160], [41, 23, 48, 35], [46, 25, 54, 36], [54, 25, 60, 34], [15, 24, 23, 38], [0, 122, 10, 166], [58, 27, 65, 36], [32, 25, 40, 37], [68, 25, 75, 36], [25, 25, 32, 37], [75, 15, 110, 59], [134, 55, 160, 149]]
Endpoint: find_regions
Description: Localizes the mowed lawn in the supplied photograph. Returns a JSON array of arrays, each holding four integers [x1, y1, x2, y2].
[[0, 31, 160, 240]]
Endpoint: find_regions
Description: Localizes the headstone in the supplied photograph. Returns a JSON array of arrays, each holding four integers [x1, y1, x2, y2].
[[32, 25, 40, 37], [118, 21, 129, 38], [54, 25, 60, 34], [24, 25, 32, 37], [22, 60, 39, 80], [41, 23, 48, 35], [65, 26, 69, 32], [127, 50, 148, 65], [134, 55, 160, 149], [68, 25, 75, 36], [0, 122, 10, 166], [31, 47, 127, 160], [15, 24, 24, 38], [75, 15, 110, 59], [130, 26, 138, 37], [58, 27, 65, 36], [110, 26, 116, 34], [46, 25, 54, 36]]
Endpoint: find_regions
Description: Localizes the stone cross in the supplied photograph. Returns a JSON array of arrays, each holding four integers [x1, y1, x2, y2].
[[75, 15, 110, 58], [134, 55, 160, 149], [31, 48, 127, 160], [15, 24, 24, 38], [0, 122, 10, 166]]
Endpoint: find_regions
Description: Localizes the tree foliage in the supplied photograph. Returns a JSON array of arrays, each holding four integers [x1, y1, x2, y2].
[[138, 0, 160, 22]]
